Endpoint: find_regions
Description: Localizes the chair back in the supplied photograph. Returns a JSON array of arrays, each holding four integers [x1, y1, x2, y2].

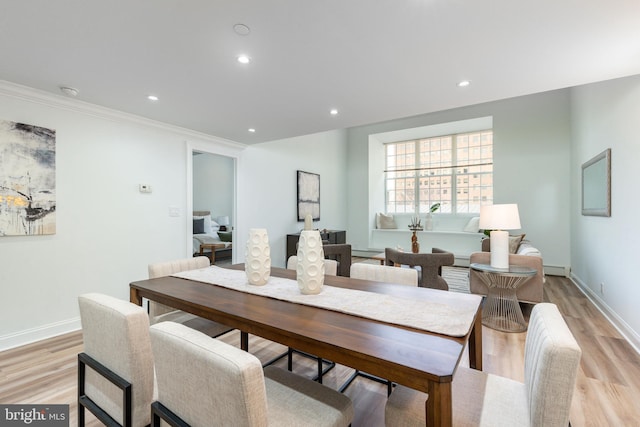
[[150, 321, 269, 427], [78, 293, 155, 427], [350, 263, 418, 286], [287, 256, 338, 276], [147, 256, 210, 320], [322, 243, 352, 277], [384, 247, 454, 290], [525, 303, 582, 427]]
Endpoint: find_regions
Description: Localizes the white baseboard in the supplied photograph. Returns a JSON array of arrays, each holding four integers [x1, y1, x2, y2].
[[0, 317, 81, 352], [571, 273, 640, 356]]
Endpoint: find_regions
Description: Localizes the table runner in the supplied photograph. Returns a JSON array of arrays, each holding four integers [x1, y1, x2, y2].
[[172, 266, 482, 337]]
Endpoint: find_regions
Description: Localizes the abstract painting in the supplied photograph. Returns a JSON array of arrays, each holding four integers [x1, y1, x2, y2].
[[0, 120, 56, 236], [297, 170, 320, 221]]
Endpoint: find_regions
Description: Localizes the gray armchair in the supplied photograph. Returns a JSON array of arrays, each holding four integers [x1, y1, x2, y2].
[[385, 247, 454, 290], [322, 243, 352, 277]]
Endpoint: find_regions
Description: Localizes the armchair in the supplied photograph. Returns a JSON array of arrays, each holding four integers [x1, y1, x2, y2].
[[384, 247, 454, 290], [469, 238, 544, 303]]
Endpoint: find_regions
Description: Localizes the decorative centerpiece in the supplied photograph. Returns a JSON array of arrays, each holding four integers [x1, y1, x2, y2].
[[408, 217, 423, 253], [296, 214, 325, 294], [245, 228, 271, 285]]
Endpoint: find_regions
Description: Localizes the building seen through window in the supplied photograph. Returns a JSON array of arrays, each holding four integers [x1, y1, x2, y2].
[[384, 130, 493, 214]]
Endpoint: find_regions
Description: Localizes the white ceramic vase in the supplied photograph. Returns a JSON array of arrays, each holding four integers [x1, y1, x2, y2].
[[296, 230, 325, 294], [245, 228, 271, 286]]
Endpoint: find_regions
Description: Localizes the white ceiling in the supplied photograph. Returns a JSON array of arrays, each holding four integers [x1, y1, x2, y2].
[[1, 1, 639, 145]]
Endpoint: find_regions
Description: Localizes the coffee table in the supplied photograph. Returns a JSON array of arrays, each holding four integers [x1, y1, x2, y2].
[[199, 243, 225, 264], [470, 263, 537, 332]]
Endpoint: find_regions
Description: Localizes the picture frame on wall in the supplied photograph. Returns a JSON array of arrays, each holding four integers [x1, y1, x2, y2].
[[0, 119, 56, 236], [297, 170, 320, 221]]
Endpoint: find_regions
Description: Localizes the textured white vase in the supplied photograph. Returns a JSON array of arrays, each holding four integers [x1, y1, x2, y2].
[[245, 228, 271, 286], [296, 230, 325, 294]]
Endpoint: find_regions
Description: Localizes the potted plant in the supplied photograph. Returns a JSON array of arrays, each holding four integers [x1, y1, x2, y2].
[[425, 203, 440, 230]]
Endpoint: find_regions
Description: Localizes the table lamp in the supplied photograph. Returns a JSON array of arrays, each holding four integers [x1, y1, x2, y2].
[[479, 204, 521, 269], [217, 216, 230, 231]]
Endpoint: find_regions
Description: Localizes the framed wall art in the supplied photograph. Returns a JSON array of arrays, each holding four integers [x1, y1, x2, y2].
[[297, 170, 320, 221], [0, 119, 56, 235]]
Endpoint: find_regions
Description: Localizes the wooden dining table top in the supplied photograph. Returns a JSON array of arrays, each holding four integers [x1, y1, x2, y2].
[[130, 264, 483, 427]]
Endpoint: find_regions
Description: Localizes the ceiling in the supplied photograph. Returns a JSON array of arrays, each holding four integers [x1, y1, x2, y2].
[[1, 1, 639, 145]]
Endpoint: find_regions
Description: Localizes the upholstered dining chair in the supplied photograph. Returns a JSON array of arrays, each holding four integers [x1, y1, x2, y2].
[[384, 247, 454, 290], [340, 262, 419, 396], [385, 303, 582, 427], [149, 321, 354, 427], [286, 256, 339, 276], [282, 255, 338, 382], [77, 293, 155, 427], [350, 263, 418, 286], [148, 256, 234, 338]]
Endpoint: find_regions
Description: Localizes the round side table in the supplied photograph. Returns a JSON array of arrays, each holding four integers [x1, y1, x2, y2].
[[470, 263, 536, 332]]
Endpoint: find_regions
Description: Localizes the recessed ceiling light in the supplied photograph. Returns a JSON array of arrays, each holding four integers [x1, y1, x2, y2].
[[237, 55, 251, 64], [457, 80, 471, 87], [330, 109, 339, 116], [59, 86, 79, 97], [147, 95, 159, 101], [233, 24, 251, 36], [248, 128, 256, 133]]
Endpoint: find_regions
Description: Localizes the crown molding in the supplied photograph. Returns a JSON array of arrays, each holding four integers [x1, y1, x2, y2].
[[0, 80, 246, 151]]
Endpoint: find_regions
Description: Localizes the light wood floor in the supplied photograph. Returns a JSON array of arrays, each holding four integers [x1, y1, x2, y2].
[[1, 275, 639, 426]]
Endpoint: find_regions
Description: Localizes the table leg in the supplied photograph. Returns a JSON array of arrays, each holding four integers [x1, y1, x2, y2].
[[426, 381, 452, 427], [130, 288, 142, 306], [468, 306, 483, 370]]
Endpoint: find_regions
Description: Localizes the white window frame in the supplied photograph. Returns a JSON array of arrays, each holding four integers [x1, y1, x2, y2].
[[384, 130, 493, 214]]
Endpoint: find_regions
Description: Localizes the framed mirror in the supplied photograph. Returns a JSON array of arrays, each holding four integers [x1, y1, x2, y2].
[[582, 148, 611, 217]]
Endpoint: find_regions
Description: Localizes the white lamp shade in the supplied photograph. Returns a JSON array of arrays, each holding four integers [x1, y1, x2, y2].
[[479, 204, 521, 230], [216, 216, 230, 226]]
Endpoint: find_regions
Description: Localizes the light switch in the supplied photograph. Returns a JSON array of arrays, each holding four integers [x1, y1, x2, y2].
[[168, 206, 180, 217]]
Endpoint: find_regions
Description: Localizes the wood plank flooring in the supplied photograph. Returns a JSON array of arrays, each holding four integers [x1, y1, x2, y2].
[[1, 275, 639, 426]]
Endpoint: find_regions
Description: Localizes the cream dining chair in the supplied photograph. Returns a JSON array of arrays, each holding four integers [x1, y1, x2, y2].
[[341, 262, 419, 396], [281, 255, 338, 382], [77, 293, 155, 427], [147, 256, 234, 338], [149, 321, 354, 427], [385, 303, 582, 427]]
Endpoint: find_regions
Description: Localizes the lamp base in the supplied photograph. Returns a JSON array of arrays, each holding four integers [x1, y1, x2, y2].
[[489, 230, 509, 269]]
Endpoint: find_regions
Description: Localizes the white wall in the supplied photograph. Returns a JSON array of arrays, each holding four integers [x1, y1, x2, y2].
[[347, 90, 572, 270], [570, 74, 640, 350], [193, 153, 234, 222], [0, 82, 244, 350], [237, 129, 348, 268]]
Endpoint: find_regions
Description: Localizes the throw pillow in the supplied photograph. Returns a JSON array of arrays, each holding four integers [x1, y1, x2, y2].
[[376, 212, 398, 229], [217, 231, 233, 242], [194, 215, 214, 233], [508, 233, 526, 253], [193, 218, 205, 234], [463, 217, 480, 233]]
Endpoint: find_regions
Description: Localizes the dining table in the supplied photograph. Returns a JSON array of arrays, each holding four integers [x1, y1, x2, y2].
[[129, 264, 483, 427]]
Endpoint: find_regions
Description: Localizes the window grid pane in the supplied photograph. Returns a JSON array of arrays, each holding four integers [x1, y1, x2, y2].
[[385, 130, 493, 214]]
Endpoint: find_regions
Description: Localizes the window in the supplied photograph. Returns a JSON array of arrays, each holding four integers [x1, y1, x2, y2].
[[385, 130, 493, 214]]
